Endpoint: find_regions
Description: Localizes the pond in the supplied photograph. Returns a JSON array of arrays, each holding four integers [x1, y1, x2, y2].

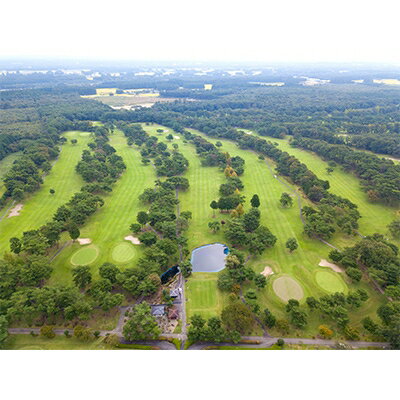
[[191, 243, 229, 273]]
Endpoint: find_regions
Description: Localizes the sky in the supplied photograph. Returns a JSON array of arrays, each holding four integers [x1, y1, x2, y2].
[[1, 0, 400, 64]]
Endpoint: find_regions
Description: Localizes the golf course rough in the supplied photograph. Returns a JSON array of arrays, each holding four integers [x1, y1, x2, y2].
[[111, 242, 136, 263], [315, 270, 347, 293], [273, 276, 304, 302], [70, 245, 99, 266]]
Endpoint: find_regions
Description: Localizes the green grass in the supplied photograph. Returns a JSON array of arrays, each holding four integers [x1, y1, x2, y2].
[[0, 151, 21, 197], [70, 245, 99, 265], [314, 270, 347, 293], [50, 128, 155, 284], [111, 242, 137, 263], [272, 275, 304, 302], [139, 125, 387, 339], [4, 334, 156, 350], [0, 131, 91, 255], [4, 334, 113, 350], [258, 135, 399, 241]]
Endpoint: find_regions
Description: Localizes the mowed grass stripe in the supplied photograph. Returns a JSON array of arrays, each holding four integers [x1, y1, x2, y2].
[[0, 131, 91, 255], [50, 128, 155, 284]]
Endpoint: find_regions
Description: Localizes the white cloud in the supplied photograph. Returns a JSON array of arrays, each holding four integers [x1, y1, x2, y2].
[[1, 0, 399, 63]]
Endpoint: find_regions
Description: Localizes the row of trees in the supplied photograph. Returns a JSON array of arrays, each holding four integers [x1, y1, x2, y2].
[[291, 136, 400, 205]]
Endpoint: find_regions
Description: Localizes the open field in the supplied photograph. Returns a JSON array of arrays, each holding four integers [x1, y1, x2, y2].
[[50, 128, 154, 284], [258, 135, 399, 241], [82, 94, 177, 110], [0, 132, 91, 255]]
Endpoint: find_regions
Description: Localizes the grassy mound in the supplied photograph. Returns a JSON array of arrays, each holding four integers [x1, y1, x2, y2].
[[273, 276, 304, 302], [315, 270, 347, 293], [112, 242, 136, 263], [70, 245, 99, 265]]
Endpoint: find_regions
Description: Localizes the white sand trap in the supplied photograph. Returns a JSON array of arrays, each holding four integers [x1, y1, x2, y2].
[[8, 204, 23, 218], [78, 238, 92, 245], [319, 259, 343, 273], [125, 235, 141, 245], [245, 131, 253, 135], [174, 135, 180, 139], [261, 266, 274, 277]]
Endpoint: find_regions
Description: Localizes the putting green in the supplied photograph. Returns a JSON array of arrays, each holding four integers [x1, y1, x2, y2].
[[273, 276, 304, 302], [315, 270, 346, 293], [70, 245, 99, 265], [112, 242, 136, 263]]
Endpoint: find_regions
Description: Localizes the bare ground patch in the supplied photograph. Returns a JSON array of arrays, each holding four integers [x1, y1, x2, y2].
[[8, 204, 23, 218], [77, 238, 92, 245], [174, 135, 180, 139], [125, 235, 141, 245], [260, 266, 274, 277], [319, 259, 343, 273]]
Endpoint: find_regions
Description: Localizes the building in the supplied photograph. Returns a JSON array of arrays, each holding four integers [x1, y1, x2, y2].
[[151, 305, 166, 317]]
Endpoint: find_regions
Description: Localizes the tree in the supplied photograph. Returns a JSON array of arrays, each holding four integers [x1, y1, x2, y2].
[[210, 200, 219, 217], [319, 325, 333, 338], [254, 274, 267, 289], [326, 167, 334, 175], [215, 141, 222, 148], [72, 265, 92, 289], [388, 219, 400, 239], [130, 223, 141, 234], [123, 302, 161, 341], [0, 316, 8, 349], [346, 267, 362, 282], [263, 308, 276, 328], [68, 225, 80, 242], [208, 221, 221, 233], [306, 296, 319, 311], [290, 308, 308, 329], [277, 338, 285, 347], [362, 317, 379, 334], [137, 211, 148, 226], [9, 237, 22, 254], [250, 194, 260, 208], [99, 262, 119, 284], [285, 237, 298, 252], [276, 319, 290, 335], [385, 286, 400, 300], [73, 325, 93, 341], [138, 231, 158, 246], [166, 134, 174, 141], [71, 139, 78, 145], [40, 325, 55, 339], [286, 299, 300, 312], [180, 261, 192, 278], [221, 302, 254, 334], [280, 192, 293, 208], [49, 188, 55, 195]]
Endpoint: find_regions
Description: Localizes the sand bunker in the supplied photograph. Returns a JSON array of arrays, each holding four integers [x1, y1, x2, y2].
[[174, 135, 180, 139], [260, 266, 274, 277], [8, 204, 23, 218], [125, 235, 141, 245], [319, 259, 343, 273], [77, 238, 92, 245]]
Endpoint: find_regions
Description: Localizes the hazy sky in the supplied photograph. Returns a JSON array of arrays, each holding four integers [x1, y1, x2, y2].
[[2, 0, 399, 63]]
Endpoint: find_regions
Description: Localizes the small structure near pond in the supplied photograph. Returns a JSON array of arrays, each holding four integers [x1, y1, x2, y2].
[[160, 265, 180, 284], [191, 243, 229, 273]]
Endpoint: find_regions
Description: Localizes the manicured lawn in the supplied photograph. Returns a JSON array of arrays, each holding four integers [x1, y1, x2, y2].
[[50, 128, 154, 284], [259, 135, 399, 242], [70, 245, 99, 265], [314, 270, 347, 293], [0, 131, 91, 255]]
